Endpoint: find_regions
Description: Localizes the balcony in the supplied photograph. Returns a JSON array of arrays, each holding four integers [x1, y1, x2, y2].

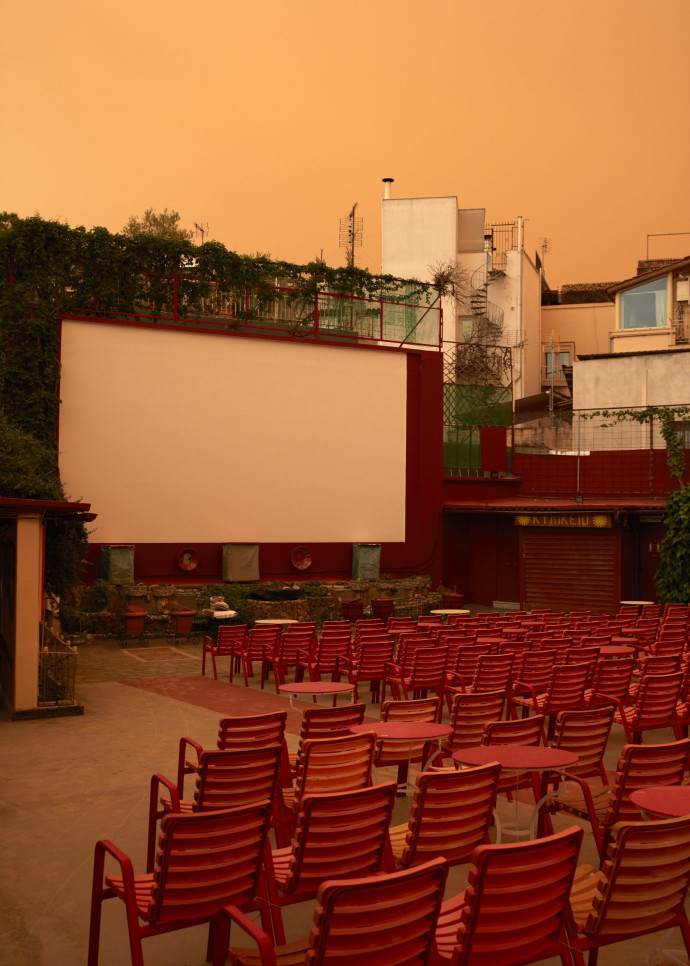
[[63, 274, 443, 350]]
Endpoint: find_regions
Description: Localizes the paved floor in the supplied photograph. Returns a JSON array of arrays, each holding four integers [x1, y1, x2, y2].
[[0, 636, 686, 965]]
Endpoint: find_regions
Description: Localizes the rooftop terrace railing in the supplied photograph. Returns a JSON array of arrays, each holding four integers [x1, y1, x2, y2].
[[64, 274, 443, 349], [444, 406, 690, 494], [513, 407, 689, 496]]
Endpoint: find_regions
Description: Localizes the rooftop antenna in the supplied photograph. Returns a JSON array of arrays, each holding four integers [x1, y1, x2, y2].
[[194, 221, 209, 244], [339, 203, 363, 267], [540, 237, 551, 264]]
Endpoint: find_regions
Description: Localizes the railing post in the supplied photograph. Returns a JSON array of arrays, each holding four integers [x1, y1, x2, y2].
[[314, 292, 319, 339], [380, 298, 384, 341], [173, 272, 178, 321], [649, 415, 655, 495]]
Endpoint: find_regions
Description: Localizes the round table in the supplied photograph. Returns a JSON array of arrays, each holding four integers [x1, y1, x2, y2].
[[350, 720, 453, 793], [630, 786, 690, 818], [278, 681, 354, 708], [430, 609, 471, 619], [598, 644, 636, 658], [255, 618, 298, 626], [453, 745, 579, 840], [620, 600, 654, 607]]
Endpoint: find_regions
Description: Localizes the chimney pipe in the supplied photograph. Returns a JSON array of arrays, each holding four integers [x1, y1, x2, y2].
[[382, 177, 394, 200]]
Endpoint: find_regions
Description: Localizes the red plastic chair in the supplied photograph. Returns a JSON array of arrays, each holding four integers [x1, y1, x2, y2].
[[537, 738, 690, 856], [548, 705, 615, 785], [612, 669, 684, 743], [240, 625, 282, 688], [264, 782, 397, 943], [176, 710, 289, 791], [433, 826, 584, 966], [389, 763, 501, 869], [375, 697, 441, 789], [296, 633, 351, 688], [341, 638, 395, 703], [511, 661, 591, 740], [481, 714, 545, 802], [212, 857, 449, 966], [568, 816, 690, 965], [147, 746, 285, 870], [428, 689, 506, 767], [201, 624, 247, 680], [454, 653, 514, 695], [280, 732, 376, 836], [287, 702, 366, 774], [88, 800, 274, 966], [582, 655, 634, 710], [387, 647, 449, 704], [507, 650, 557, 717], [265, 632, 316, 692]]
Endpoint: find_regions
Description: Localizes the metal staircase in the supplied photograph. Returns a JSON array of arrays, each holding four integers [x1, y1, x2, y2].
[[468, 263, 505, 344]]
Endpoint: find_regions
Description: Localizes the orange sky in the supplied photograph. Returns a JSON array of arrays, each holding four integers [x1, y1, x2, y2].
[[3, 0, 689, 288]]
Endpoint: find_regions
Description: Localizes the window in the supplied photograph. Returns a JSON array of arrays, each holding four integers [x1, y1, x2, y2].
[[674, 422, 690, 449], [620, 277, 668, 329], [543, 348, 571, 380]]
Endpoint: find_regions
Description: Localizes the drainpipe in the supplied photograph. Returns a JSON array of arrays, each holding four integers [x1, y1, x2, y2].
[[515, 216, 524, 400]]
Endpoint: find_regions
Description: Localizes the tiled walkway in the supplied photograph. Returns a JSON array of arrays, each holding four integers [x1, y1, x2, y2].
[[0, 637, 684, 965]]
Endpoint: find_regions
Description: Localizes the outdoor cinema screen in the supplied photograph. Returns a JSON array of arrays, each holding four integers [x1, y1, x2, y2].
[[58, 321, 407, 544]]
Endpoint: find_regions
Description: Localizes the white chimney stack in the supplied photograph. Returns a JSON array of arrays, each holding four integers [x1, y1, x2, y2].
[[382, 177, 394, 200]]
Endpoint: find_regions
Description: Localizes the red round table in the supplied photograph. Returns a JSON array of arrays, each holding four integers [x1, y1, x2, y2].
[[630, 786, 690, 818], [350, 721, 453, 793], [453, 745, 579, 840], [278, 681, 354, 708], [598, 645, 636, 658], [453, 745, 578, 772], [350, 721, 453, 743]]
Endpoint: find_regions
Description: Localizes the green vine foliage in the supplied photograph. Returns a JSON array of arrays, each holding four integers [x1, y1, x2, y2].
[[0, 212, 434, 598], [656, 485, 690, 604], [581, 407, 690, 603], [0, 413, 88, 597], [581, 407, 690, 480]]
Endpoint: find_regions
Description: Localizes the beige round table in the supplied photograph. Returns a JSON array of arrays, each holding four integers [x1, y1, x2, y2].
[[254, 618, 298, 626], [430, 609, 471, 618], [278, 681, 354, 708]]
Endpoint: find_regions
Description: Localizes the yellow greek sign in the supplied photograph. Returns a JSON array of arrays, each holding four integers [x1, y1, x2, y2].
[[515, 513, 612, 528]]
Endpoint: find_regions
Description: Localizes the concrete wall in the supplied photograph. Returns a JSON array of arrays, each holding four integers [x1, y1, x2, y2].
[[573, 349, 690, 409], [610, 327, 675, 353], [58, 321, 408, 545], [381, 196, 458, 282], [494, 250, 542, 399], [542, 302, 615, 358]]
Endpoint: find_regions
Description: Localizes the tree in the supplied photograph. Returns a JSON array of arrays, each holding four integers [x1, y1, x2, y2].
[[121, 208, 193, 242], [0, 413, 89, 598]]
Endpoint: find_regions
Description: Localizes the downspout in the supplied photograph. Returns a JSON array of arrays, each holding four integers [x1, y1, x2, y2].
[[515, 216, 524, 400]]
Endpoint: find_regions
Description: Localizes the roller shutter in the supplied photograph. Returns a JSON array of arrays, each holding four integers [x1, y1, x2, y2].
[[521, 528, 619, 614]]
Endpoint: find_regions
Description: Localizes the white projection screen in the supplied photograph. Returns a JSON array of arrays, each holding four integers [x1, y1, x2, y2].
[[58, 321, 408, 544]]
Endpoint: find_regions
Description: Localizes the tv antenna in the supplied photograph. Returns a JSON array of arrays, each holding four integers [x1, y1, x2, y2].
[[339, 203, 363, 267], [194, 221, 209, 244]]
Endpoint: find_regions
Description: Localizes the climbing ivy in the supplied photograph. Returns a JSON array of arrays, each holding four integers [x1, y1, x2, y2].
[[656, 486, 690, 604], [581, 406, 690, 480], [581, 406, 690, 603], [0, 212, 432, 596]]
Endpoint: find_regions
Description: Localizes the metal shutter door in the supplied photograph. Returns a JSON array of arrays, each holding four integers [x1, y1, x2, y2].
[[522, 528, 619, 614]]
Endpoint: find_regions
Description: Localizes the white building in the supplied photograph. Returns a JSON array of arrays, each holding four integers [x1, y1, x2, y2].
[[380, 187, 543, 401]]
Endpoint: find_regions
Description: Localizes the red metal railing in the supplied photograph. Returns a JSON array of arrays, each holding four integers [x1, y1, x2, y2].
[[64, 274, 443, 350]]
